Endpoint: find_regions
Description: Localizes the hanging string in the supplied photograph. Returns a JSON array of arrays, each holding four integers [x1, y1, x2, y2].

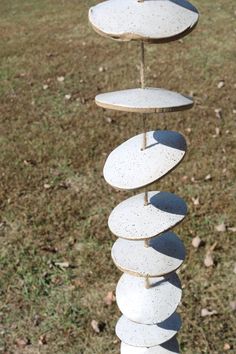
[[145, 276, 150, 289], [141, 41, 147, 152], [140, 41, 149, 207], [140, 41, 145, 90], [139, 3, 150, 284], [144, 239, 149, 248]]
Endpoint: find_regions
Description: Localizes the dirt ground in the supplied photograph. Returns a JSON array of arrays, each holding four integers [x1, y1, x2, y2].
[[0, 0, 235, 353]]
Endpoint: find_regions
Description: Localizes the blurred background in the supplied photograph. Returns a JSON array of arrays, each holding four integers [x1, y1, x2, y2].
[[0, 0, 235, 353]]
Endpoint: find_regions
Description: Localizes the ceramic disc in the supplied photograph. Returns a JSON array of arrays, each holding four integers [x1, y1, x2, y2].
[[89, 0, 199, 43], [116, 313, 181, 347], [116, 273, 182, 324], [121, 337, 179, 354], [96, 88, 193, 113], [104, 130, 187, 190], [109, 191, 187, 240], [112, 231, 186, 277]]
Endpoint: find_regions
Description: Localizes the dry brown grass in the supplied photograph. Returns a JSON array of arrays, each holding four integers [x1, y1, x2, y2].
[[0, 0, 235, 353]]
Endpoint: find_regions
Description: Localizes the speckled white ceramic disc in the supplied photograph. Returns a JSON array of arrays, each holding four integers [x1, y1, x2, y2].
[[89, 0, 199, 43], [103, 130, 187, 190], [116, 273, 182, 324], [109, 191, 187, 240], [96, 88, 193, 113], [116, 313, 181, 347], [112, 232, 185, 277], [121, 337, 180, 354]]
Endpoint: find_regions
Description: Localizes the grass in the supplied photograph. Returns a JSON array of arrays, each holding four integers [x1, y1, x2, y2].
[[0, 0, 235, 353]]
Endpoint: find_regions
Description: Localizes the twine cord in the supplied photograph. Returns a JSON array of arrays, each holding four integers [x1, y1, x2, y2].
[[140, 41, 146, 151], [145, 276, 150, 289], [140, 41, 149, 207], [144, 239, 149, 248], [138, 1, 150, 274]]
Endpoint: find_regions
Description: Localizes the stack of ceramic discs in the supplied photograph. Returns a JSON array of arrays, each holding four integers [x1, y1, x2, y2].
[[89, 1, 199, 353]]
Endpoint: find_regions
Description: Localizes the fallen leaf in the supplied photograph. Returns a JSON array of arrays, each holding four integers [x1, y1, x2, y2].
[[229, 301, 236, 311], [40, 245, 58, 253], [210, 242, 218, 252], [44, 183, 51, 190], [43, 84, 48, 90], [204, 252, 214, 267], [228, 226, 236, 232], [54, 261, 70, 269], [204, 174, 212, 181], [57, 76, 65, 82], [192, 197, 200, 206], [104, 291, 116, 306], [212, 127, 221, 138], [51, 275, 62, 285], [105, 117, 113, 124], [201, 308, 218, 317], [189, 90, 195, 97], [15, 338, 30, 348], [215, 109, 223, 120], [65, 94, 71, 100], [215, 127, 220, 136], [38, 334, 47, 345], [72, 279, 83, 288], [46, 52, 57, 58], [192, 236, 202, 249], [223, 343, 231, 351], [217, 80, 225, 89], [215, 223, 226, 232], [91, 320, 105, 333], [75, 242, 85, 252], [91, 320, 100, 333], [24, 159, 37, 166]]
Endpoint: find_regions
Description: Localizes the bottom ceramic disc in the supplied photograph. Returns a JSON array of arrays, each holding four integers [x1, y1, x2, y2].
[[116, 313, 181, 347], [121, 337, 179, 354]]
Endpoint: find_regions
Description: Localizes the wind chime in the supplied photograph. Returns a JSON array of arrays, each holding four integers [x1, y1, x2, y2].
[[89, 1, 199, 353]]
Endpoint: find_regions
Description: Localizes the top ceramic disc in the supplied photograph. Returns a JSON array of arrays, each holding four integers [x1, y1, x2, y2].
[[121, 337, 180, 354], [89, 0, 199, 43], [103, 130, 187, 191], [96, 88, 193, 113], [116, 313, 181, 347]]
